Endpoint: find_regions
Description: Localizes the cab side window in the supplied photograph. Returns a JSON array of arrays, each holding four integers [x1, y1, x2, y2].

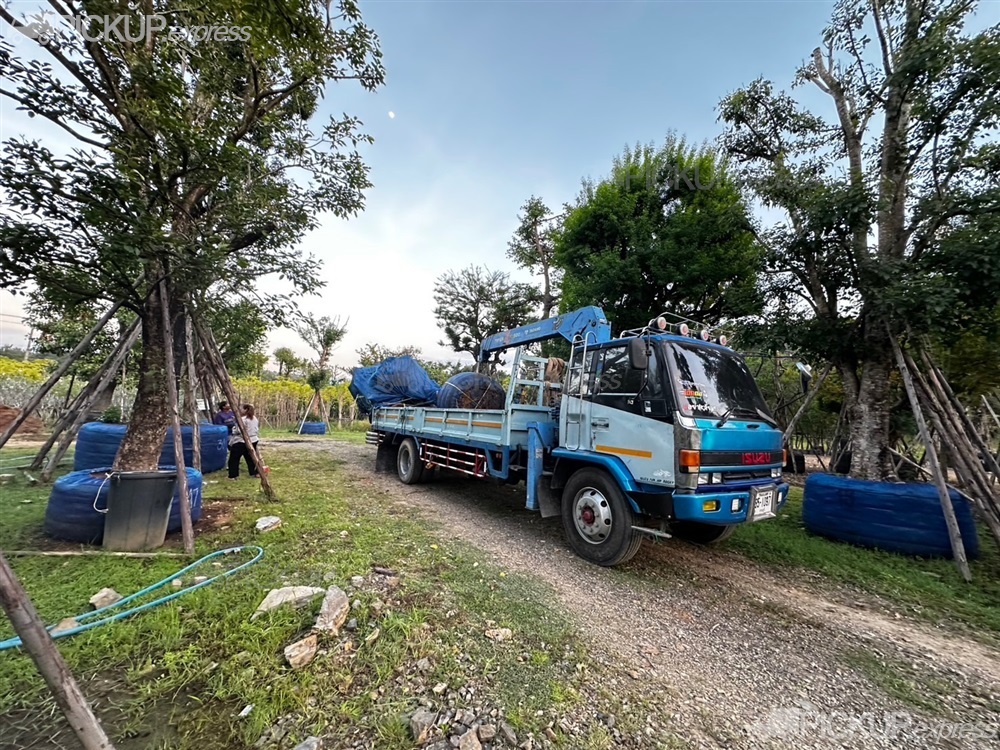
[[595, 346, 644, 395]]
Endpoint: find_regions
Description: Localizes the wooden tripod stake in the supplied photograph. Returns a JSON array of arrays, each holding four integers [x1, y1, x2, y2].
[[0, 552, 115, 749]]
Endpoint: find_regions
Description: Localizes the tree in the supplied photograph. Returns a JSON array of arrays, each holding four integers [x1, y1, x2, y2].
[[202, 300, 269, 378], [555, 136, 764, 333], [273, 347, 306, 378], [719, 0, 1000, 479], [432, 265, 540, 364], [297, 314, 347, 418], [355, 342, 423, 368], [508, 196, 563, 320], [0, 1, 384, 470]]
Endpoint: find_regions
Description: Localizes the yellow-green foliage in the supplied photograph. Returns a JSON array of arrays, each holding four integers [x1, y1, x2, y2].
[[228, 377, 356, 426], [0, 357, 53, 382]]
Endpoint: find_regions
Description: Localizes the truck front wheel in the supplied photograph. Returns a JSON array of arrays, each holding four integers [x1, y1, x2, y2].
[[396, 438, 424, 485], [561, 468, 642, 566]]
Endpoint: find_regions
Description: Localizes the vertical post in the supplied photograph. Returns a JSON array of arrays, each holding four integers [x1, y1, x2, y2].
[[0, 552, 116, 750], [889, 331, 971, 581], [159, 280, 194, 555], [184, 309, 201, 473]]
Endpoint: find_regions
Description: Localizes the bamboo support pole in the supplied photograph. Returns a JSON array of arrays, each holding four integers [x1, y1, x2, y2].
[[0, 301, 125, 450], [890, 332, 971, 581], [194, 319, 275, 501], [159, 280, 194, 555], [40, 323, 143, 482], [0, 552, 116, 749], [31, 318, 141, 471], [782, 361, 834, 444], [184, 309, 201, 472]]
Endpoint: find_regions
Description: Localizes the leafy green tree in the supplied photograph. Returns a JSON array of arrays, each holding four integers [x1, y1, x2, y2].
[[432, 265, 540, 364], [719, 0, 1000, 479], [355, 342, 423, 368], [0, 1, 384, 470], [203, 300, 269, 378], [555, 135, 763, 333], [273, 347, 307, 378], [508, 196, 563, 320]]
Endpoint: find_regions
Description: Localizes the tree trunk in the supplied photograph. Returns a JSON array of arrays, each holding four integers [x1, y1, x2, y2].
[[114, 279, 171, 471], [847, 340, 895, 481]]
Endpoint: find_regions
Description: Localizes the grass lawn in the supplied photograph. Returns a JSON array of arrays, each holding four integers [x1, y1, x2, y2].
[[726, 486, 1000, 639], [0, 440, 643, 749]]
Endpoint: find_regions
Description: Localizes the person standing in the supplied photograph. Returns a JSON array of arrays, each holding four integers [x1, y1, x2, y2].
[[228, 404, 261, 479], [213, 400, 237, 435]]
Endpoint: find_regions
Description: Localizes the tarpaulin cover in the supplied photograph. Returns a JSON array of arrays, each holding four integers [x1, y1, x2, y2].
[[349, 356, 441, 410]]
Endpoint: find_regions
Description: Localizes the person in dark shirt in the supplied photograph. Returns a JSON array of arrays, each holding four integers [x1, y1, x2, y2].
[[212, 401, 237, 434]]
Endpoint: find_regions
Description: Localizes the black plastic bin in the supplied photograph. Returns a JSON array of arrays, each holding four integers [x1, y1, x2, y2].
[[103, 470, 178, 551]]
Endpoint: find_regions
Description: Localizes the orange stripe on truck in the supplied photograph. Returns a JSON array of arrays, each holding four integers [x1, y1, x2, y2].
[[595, 444, 652, 459]]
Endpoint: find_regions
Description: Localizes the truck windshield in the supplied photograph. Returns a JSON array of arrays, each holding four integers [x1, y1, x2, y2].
[[663, 340, 772, 421]]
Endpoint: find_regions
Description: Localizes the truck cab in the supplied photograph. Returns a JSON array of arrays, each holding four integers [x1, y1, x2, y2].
[[549, 327, 788, 564]]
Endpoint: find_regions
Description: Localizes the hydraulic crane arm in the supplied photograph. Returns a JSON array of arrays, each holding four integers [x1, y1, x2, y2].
[[478, 306, 612, 363]]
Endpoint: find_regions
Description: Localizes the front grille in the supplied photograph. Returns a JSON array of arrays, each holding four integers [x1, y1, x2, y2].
[[722, 469, 772, 481]]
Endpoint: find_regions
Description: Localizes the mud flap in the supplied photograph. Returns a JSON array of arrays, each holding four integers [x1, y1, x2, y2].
[[375, 441, 398, 474]]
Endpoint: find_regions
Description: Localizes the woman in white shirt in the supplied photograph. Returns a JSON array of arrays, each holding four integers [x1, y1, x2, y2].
[[227, 403, 261, 479]]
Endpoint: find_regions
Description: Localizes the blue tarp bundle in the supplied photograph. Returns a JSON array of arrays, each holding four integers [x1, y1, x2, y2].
[[349, 356, 441, 412]]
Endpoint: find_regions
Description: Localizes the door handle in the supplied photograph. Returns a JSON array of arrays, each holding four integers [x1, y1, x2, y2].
[[591, 418, 609, 428]]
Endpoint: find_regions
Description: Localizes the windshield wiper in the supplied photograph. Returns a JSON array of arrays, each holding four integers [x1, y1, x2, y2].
[[755, 408, 779, 429], [715, 408, 736, 428], [716, 406, 775, 429]]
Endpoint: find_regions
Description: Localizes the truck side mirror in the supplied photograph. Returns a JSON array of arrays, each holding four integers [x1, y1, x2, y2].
[[628, 338, 648, 370]]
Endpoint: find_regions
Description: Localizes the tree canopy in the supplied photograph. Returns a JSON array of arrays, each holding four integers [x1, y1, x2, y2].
[[0, 0, 384, 469], [719, 0, 1000, 479], [432, 265, 540, 364], [555, 136, 764, 333]]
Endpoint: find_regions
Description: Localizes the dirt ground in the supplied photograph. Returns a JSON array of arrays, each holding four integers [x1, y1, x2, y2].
[[289, 438, 1000, 750]]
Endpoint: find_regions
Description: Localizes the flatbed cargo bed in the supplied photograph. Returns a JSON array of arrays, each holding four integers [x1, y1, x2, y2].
[[371, 403, 553, 449]]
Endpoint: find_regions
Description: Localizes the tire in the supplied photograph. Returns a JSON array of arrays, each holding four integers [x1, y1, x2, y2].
[[300, 422, 327, 435], [560, 468, 642, 566], [670, 521, 736, 545], [396, 437, 424, 485], [802, 473, 980, 560], [45, 466, 203, 544]]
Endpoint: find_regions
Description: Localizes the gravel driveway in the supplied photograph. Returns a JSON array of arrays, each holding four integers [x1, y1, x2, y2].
[[289, 438, 1000, 750]]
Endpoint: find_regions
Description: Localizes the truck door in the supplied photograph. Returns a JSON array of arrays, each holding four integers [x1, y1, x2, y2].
[[589, 344, 676, 487]]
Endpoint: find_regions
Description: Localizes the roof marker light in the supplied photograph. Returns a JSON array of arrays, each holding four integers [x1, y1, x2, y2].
[[679, 323, 689, 336], [700, 329, 711, 341], [656, 316, 667, 330], [718, 335, 728, 346]]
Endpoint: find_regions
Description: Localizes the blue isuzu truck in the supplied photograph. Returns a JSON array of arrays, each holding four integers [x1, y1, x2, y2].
[[358, 307, 789, 566]]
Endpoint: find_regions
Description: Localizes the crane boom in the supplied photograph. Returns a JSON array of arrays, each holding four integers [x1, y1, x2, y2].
[[478, 306, 612, 363]]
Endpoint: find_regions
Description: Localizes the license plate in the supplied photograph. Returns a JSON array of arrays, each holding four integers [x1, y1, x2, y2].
[[750, 485, 776, 520]]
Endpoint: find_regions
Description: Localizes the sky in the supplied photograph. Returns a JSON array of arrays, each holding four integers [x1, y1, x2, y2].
[[1, 0, 853, 371]]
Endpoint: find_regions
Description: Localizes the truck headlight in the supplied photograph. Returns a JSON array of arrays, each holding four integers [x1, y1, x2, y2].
[[698, 473, 709, 485], [771, 468, 781, 479]]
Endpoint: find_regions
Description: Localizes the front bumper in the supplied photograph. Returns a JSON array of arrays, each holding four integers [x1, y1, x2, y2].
[[672, 482, 789, 524]]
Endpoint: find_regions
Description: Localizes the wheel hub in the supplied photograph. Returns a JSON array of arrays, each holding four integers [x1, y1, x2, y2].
[[573, 488, 612, 545]]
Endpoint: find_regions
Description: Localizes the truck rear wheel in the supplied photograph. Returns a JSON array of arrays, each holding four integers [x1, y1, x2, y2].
[[561, 468, 642, 566], [396, 438, 424, 484], [670, 521, 736, 545]]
